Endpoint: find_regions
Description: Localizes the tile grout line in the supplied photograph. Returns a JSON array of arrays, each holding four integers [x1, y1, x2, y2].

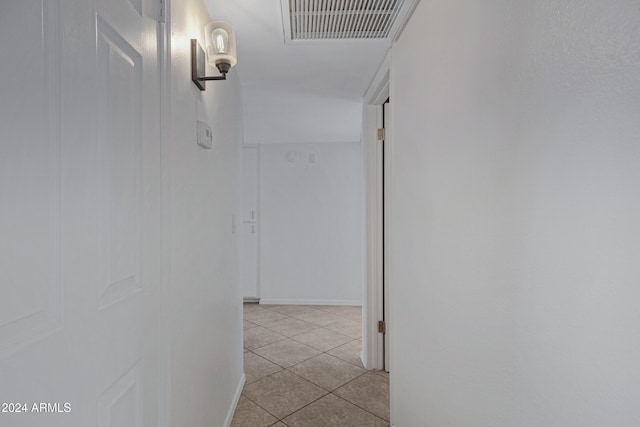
[[261, 304, 362, 323], [249, 334, 361, 369], [246, 316, 358, 360], [244, 308, 366, 376], [240, 304, 386, 426], [243, 368, 332, 422], [274, 370, 388, 425], [238, 390, 283, 421], [274, 384, 330, 423], [242, 350, 286, 384], [327, 391, 390, 424]]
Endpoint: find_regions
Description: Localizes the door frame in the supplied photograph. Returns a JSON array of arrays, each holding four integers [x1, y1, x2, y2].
[[158, 0, 172, 425], [362, 50, 390, 371]]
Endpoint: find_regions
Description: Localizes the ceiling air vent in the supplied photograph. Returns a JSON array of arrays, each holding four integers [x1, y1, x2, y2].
[[281, 0, 416, 42]]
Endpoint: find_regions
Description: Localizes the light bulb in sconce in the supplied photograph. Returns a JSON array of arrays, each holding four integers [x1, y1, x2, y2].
[[212, 28, 229, 55], [204, 21, 237, 74], [191, 20, 238, 90]]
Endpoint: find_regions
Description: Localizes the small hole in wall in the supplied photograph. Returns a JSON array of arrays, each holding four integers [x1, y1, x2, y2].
[[286, 151, 298, 163]]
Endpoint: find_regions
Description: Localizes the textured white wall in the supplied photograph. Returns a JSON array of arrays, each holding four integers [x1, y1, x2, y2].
[[243, 85, 363, 145], [169, 1, 244, 425], [390, 0, 640, 425], [259, 142, 363, 305]]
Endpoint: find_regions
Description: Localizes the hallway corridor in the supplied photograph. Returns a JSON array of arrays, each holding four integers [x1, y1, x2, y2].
[[232, 304, 389, 426]]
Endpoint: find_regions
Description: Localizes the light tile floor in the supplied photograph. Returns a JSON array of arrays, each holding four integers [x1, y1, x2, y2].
[[232, 304, 389, 427]]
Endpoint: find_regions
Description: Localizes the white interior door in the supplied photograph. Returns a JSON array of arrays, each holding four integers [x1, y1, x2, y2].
[[0, 0, 162, 425], [241, 147, 259, 299]]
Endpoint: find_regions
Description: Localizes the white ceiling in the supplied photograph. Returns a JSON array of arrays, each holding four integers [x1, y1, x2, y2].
[[203, 0, 391, 100]]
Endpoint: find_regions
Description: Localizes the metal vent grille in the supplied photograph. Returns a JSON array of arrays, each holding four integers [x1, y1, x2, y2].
[[287, 0, 406, 40]]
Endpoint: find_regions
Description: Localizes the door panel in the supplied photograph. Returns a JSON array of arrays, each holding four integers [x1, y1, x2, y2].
[[0, 0, 161, 425], [98, 362, 143, 427], [96, 14, 143, 308], [0, 0, 62, 357], [92, 0, 162, 425]]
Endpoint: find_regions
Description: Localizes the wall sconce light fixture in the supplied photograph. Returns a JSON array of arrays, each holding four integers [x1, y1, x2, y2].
[[191, 21, 237, 91]]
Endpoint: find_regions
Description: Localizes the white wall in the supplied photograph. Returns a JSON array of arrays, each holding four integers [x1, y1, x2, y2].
[[168, 0, 244, 425], [243, 85, 363, 145], [259, 142, 363, 305], [390, 0, 640, 426]]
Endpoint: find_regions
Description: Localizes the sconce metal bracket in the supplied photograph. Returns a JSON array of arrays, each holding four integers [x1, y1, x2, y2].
[[191, 39, 226, 91]]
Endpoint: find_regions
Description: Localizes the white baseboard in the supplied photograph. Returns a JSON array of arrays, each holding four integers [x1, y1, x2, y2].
[[259, 299, 361, 306], [223, 373, 246, 427]]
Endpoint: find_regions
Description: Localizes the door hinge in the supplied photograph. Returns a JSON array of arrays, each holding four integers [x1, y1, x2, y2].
[[377, 128, 385, 141], [158, 0, 166, 23], [378, 320, 386, 334]]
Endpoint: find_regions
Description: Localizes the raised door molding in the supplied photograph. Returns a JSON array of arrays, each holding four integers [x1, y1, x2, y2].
[[0, 0, 62, 356], [95, 15, 143, 310]]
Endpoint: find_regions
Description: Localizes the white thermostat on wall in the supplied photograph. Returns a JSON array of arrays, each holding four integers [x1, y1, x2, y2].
[[197, 120, 213, 149]]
